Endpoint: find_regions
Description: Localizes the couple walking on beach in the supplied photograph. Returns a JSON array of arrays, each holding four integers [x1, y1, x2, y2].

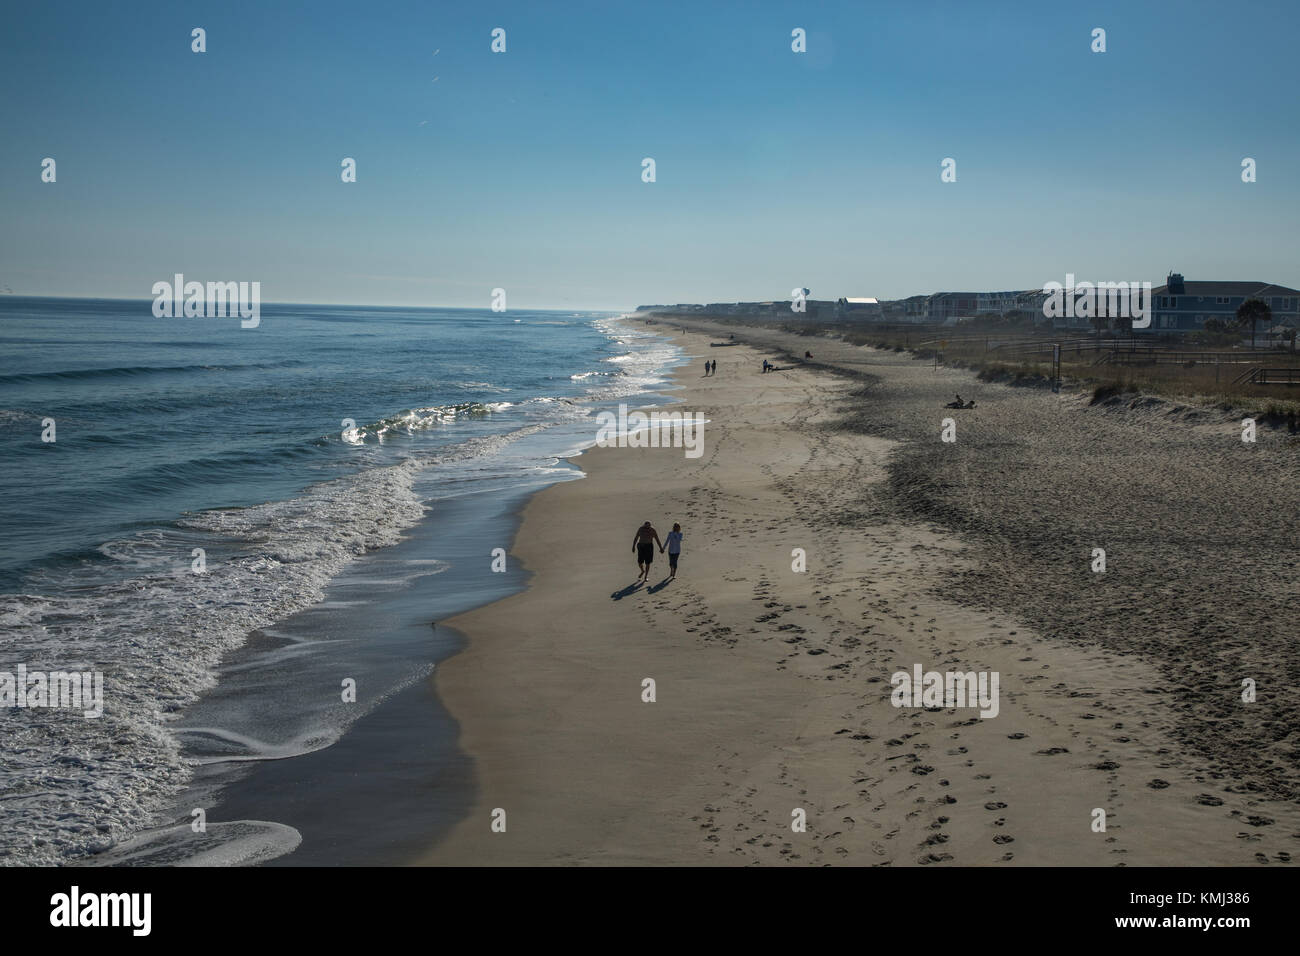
[[633, 520, 683, 583]]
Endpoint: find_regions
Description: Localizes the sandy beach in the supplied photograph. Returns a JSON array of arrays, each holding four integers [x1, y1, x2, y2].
[[421, 319, 1300, 866]]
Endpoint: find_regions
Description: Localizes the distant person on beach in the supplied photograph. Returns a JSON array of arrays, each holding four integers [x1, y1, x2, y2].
[[805, 351, 812, 359], [661, 523, 683, 579], [633, 521, 663, 582], [762, 360, 770, 373]]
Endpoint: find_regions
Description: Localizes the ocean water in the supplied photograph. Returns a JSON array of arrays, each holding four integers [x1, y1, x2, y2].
[[0, 298, 680, 865]]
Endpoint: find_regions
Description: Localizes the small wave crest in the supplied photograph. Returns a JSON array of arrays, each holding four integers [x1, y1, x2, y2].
[[341, 401, 515, 442]]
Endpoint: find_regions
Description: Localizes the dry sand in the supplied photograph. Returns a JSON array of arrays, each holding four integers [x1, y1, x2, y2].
[[420, 319, 1300, 866]]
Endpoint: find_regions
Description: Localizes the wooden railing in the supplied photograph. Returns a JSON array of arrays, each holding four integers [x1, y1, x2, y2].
[[1233, 367, 1300, 385]]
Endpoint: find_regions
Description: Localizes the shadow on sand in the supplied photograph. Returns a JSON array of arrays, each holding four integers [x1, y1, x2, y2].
[[610, 581, 643, 601]]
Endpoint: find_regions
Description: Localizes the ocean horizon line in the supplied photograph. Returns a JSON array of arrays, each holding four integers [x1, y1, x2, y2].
[[0, 294, 636, 313]]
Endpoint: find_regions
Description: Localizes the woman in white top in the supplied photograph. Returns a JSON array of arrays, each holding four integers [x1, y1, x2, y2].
[[661, 523, 684, 579]]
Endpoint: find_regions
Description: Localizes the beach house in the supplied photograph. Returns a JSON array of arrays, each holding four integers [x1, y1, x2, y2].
[[1145, 273, 1300, 333], [835, 297, 881, 318]]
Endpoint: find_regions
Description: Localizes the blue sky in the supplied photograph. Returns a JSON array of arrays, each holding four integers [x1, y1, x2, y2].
[[2, 0, 1297, 309]]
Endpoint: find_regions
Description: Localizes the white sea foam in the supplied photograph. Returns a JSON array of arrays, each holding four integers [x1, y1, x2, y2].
[[359, 401, 516, 440], [86, 820, 302, 867], [583, 318, 684, 402], [0, 426, 545, 865]]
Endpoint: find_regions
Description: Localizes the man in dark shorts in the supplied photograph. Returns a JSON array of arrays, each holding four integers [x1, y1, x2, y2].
[[632, 520, 663, 582]]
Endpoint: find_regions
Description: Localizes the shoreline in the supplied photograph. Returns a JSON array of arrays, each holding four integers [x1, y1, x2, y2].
[[421, 321, 1300, 866], [78, 317, 685, 867]]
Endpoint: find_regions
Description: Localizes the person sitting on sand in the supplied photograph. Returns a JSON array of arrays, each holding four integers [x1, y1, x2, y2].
[[632, 521, 663, 582], [661, 523, 683, 579], [805, 351, 812, 359]]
